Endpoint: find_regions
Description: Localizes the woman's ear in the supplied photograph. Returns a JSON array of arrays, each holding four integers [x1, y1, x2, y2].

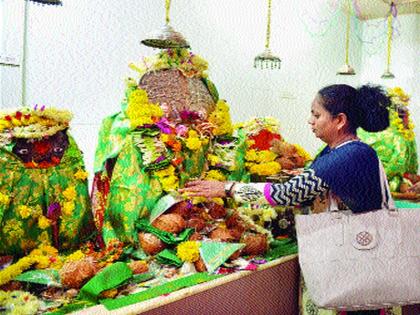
[[335, 113, 349, 131]]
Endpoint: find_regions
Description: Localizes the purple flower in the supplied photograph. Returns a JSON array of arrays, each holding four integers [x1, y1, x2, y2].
[[47, 202, 61, 220], [40, 105, 46, 111], [156, 118, 172, 134], [154, 155, 166, 163], [180, 110, 200, 121], [218, 139, 233, 145]]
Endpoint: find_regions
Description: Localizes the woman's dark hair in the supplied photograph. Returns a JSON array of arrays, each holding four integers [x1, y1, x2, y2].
[[317, 84, 391, 133]]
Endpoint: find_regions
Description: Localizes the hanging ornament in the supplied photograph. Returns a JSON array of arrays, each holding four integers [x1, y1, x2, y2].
[[141, 0, 190, 49], [27, 0, 62, 5], [254, 0, 281, 70], [381, 2, 396, 79], [337, 0, 355, 75]]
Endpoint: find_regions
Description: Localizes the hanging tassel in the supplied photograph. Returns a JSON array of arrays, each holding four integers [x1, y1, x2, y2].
[[381, 2, 395, 79]]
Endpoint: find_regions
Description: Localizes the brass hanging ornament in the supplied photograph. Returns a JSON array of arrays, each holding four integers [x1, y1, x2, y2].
[[337, 0, 355, 75], [381, 3, 396, 79], [141, 0, 190, 49], [254, 0, 281, 69], [27, 0, 62, 5]]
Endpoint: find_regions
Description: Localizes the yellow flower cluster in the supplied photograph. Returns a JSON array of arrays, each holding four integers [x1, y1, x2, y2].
[[185, 130, 203, 151], [154, 165, 179, 192], [245, 149, 281, 176], [0, 290, 40, 315], [245, 149, 277, 163], [0, 192, 10, 205], [388, 87, 410, 107], [64, 250, 85, 262], [176, 241, 201, 262], [3, 219, 24, 244], [30, 244, 62, 269], [126, 89, 163, 129], [293, 144, 312, 162], [17, 205, 32, 219], [74, 169, 88, 180], [208, 100, 233, 136], [37, 215, 51, 230], [63, 186, 77, 200], [62, 186, 77, 216], [390, 111, 415, 141], [205, 170, 226, 181], [249, 162, 281, 176]]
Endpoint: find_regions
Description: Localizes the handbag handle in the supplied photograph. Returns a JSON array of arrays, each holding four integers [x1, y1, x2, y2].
[[378, 160, 397, 212]]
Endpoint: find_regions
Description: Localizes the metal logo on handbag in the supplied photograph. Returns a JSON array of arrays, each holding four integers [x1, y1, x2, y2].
[[352, 226, 377, 250]]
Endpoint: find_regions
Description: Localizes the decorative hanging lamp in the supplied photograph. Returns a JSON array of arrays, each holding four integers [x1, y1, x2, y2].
[[337, 0, 355, 75], [27, 0, 62, 5], [141, 0, 190, 49], [254, 0, 281, 69], [381, 2, 396, 79]]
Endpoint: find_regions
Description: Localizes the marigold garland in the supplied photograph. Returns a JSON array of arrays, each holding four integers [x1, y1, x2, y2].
[[0, 107, 72, 145]]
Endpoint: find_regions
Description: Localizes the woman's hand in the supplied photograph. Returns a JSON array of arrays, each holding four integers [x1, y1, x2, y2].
[[179, 180, 226, 198]]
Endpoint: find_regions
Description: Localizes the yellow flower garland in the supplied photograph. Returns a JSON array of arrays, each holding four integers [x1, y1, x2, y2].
[[0, 107, 72, 143]]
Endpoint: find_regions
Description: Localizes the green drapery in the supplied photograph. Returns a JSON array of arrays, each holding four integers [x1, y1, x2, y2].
[[0, 135, 93, 256]]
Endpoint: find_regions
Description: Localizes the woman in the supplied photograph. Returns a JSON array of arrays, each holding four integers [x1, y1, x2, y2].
[[180, 84, 395, 315]]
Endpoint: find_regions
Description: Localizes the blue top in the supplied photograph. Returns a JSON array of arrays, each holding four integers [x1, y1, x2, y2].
[[310, 141, 384, 213]]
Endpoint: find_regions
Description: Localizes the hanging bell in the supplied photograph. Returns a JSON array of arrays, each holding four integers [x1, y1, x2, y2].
[[336, 63, 355, 75], [381, 70, 395, 79], [254, 48, 281, 70], [141, 24, 190, 49]]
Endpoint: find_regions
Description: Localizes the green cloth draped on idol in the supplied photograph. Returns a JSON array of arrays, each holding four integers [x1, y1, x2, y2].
[[358, 87, 418, 192], [0, 107, 93, 257], [92, 48, 248, 246]]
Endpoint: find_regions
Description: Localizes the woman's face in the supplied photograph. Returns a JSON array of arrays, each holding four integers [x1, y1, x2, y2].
[[308, 96, 338, 144]]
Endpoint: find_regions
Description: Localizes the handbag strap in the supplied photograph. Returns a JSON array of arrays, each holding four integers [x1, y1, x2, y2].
[[378, 160, 395, 210]]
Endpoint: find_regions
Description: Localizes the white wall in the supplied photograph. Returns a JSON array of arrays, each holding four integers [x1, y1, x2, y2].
[[1, 0, 418, 178], [0, 0, 24, 109]]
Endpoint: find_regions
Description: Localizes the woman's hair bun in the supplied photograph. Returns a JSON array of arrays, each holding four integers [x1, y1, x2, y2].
[[355, 84, 391, 132]]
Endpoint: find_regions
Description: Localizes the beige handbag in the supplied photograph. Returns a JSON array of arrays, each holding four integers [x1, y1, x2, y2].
[[295, 163, 420, 311]]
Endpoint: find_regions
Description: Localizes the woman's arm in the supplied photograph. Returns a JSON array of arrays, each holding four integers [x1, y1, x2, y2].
[[180, 169, 329, 206], [232, 169, 328, 206]]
